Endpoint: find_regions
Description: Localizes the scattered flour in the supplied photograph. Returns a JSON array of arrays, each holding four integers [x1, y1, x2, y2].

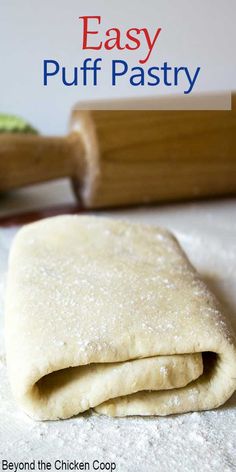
[[0, 205, 236, 472]]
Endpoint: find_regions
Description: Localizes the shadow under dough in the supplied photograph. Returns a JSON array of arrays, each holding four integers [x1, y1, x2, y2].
[[201, 272, 236, 410]]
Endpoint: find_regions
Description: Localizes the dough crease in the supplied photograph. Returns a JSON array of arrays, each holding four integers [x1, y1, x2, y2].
[[5, 216, 236, 419]]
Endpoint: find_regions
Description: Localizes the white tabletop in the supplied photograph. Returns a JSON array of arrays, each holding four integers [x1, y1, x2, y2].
[[0, 181, 236, 472]]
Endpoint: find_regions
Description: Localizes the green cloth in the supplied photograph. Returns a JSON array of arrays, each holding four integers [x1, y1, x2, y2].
[[0, 114, 38, 134]]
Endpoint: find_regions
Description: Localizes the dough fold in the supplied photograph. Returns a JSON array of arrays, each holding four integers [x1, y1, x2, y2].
[[5, 216, 236, 420]]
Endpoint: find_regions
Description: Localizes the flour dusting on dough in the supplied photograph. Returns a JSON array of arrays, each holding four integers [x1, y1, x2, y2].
[[1, 214, 236, 471]]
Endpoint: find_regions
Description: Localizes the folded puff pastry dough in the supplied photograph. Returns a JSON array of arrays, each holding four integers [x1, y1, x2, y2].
[[5, 216, 236, 420]]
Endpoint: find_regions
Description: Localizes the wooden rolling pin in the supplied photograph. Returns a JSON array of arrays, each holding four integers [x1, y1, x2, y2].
[[0, 95, 236, 208]]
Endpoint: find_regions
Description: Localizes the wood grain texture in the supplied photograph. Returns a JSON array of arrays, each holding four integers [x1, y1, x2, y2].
[[0, 95, 236, 208], [0, 134, 84, 192], [76, 95, 236, 207]]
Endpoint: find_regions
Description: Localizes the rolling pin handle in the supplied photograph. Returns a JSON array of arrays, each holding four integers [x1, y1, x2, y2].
[[0, 132, 86, 194]]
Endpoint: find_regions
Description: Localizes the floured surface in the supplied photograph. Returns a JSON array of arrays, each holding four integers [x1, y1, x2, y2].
[[0, 200, 236, 471]]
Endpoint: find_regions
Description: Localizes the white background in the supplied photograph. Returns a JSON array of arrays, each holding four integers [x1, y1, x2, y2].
[[0, 0, 235, 134], [0, 4, 236, 469]]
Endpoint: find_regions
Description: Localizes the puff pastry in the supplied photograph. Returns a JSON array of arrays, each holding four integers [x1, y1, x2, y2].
[[5, 216, 236, 419]]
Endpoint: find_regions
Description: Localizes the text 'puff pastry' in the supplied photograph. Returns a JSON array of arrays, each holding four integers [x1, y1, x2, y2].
[[5, 216, 236, 420]]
